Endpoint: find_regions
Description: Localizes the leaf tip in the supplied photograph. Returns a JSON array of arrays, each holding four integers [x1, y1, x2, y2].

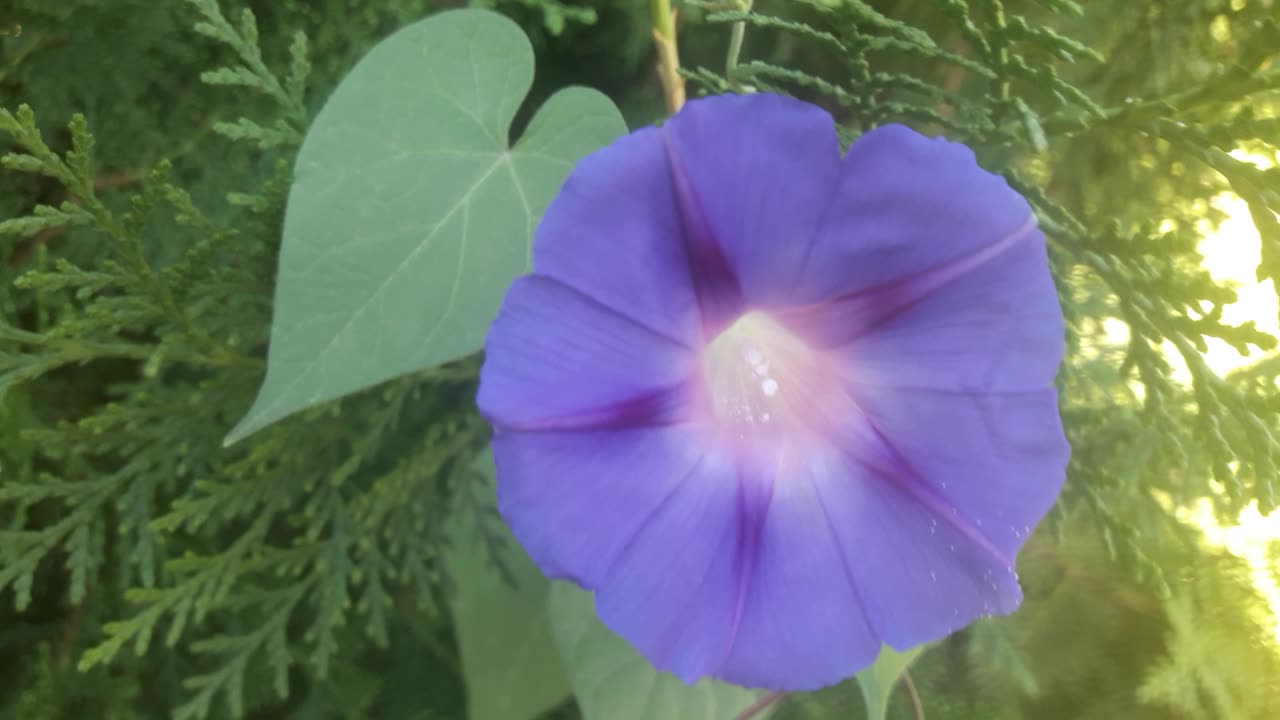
[[224, 409, 267, 447]]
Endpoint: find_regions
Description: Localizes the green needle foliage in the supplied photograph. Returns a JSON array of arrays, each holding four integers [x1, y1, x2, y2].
[[2, 0, 1279, 718]]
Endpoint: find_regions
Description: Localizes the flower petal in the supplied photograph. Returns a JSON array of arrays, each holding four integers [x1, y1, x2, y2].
[[792, 123, 1034, 306], [660, 93, 843, 313], [477, 275, 696, 431], [592, 446, 763, 684], [836, 233, 1063, 392], [492, 426, 708, 588], [480, 95, 1071, 692], [806, 426, 1027, 651], [531, 126, 702, 346], [715, 437, 881, 690], [850, 385, 1070, 561]]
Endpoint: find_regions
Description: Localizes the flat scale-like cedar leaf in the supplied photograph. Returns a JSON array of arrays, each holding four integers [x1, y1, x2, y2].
[[228, 8, 626, 443], [548, 582, 771, 720]]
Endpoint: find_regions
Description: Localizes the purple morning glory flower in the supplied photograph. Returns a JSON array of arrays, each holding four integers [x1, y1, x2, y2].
[[477, 93, 1069, 691]]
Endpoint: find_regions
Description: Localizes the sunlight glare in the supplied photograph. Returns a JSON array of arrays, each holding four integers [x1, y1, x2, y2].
[[1180, 149, 1280, 645]]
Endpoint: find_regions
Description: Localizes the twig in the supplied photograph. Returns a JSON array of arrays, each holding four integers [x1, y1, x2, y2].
[[8, 171, 142, 265], [651, 0, 686, 113], [8, 113, 213, 266]]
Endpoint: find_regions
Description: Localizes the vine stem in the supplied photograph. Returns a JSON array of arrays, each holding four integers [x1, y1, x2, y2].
[[901, 668, 926, 720], [735, 691, 786, 720], [650, 0, 685, 113], [725, 0, 753, 87]]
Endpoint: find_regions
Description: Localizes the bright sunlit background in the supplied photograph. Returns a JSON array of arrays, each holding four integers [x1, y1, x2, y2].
[[1104, 147, 1280, 645], [1172, 148, 1280, 644]]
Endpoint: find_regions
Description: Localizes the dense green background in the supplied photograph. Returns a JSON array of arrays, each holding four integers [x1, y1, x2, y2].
[[2, 1, 1279, 718]]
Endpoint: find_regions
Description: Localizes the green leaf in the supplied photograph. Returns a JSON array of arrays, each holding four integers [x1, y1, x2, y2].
[[445, 452, 571, 720], [227, 9, 626, 443], [856, 644, 925, 720], [547, 582, 769, 720]]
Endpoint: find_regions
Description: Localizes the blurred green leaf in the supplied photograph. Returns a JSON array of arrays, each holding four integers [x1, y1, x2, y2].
[[445, 452, 571, 720], [228, 8, 626, 442], [856, 644, 924, 720], [547, 582, 770, 720]]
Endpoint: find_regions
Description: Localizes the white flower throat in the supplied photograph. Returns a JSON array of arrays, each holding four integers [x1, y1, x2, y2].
[[700, 311, 824, 429]]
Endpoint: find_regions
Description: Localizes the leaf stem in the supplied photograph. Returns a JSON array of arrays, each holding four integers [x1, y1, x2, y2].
[[650, 0, 686, 113], [900, 668, 926, 720]]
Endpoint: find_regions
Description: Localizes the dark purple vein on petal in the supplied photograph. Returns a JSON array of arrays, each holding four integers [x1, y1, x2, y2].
[[482, 274, 703, 433], [790, 149, 858, 299], [534, 263, 699, 352], [716, 464, 774, 673], [779, 358, 1014, 569], [776, 214, 1041, 348], [807, 467, 881, 646], [540, 272, 695, 350], [595, 454, 709, 593], [820, 392, 1014, 569], [599, 453, 743, 677], [660, 128, 745, 339], [490, 382, 698, 433]]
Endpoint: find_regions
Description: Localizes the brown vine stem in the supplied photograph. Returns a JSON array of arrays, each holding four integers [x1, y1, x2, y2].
[[901, 668, 926, 720], [650, 0, 685, 114], [735, 691, 787, 720]]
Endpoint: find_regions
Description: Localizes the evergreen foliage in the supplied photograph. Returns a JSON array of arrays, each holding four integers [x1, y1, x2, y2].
[[2, 0, 1278, 718]]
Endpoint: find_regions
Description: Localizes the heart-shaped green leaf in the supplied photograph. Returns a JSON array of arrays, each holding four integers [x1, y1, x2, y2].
[[856, 644, 926, 720], [444, 451, 571, 720], [228, 8, 626, 442], [548, 582, 770, 720]]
